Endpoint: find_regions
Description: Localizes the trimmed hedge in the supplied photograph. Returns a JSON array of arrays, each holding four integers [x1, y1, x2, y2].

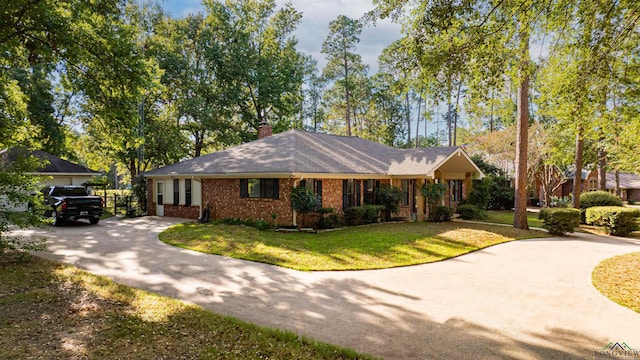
[[457, 204, 487, 220], [538, 208, 581, 235], [585, 206, 640, 236], [580, 191, 623, 208], [579, 191, 623, 223], [344, 205, 384, 225], [428, 206, 453, 222]]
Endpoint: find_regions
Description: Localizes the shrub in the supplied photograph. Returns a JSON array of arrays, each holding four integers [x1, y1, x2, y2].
[[344, 207, 366, 225], [538, 208, 581, 235], [422, 182, 447, 220], [467, 178, 491, 209], [549, 196, 571, 208], [580, 191, 623, 208], [223, 217, 244, 225], [457, 204, 487, 220], [579, 191, 623, 223], [255, 219, 273, 231], [344, 205, 384, 225], [585, 206, 640, 236], [317, 213, 339, 229], [629, 199, 636, 205], [376, 185, 403, 221], [429, 206, 453, 222]]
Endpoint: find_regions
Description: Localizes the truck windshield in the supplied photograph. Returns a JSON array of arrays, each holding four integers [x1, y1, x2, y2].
[[51, 187, 88, 196]]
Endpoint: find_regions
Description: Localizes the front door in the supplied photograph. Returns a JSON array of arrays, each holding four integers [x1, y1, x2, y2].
[[156, 181, 164, 216]]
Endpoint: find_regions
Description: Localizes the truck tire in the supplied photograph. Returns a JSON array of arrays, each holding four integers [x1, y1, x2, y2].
[[51, 208, 60, 226], [89, 217, 99, 225]]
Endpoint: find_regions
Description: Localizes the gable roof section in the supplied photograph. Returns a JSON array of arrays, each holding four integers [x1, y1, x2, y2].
[[144, 130, 482, 178], [1, 148, 99, 175]]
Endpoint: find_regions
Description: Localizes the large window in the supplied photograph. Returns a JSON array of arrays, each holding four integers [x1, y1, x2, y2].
[[185, 179, 192, 206], [173, 179, 179, 205], [300, 179, 322, 208], [450, 180, 463, 202], [401, 179, 410, 206], [364, 179, 378, 205], [588, 179, 597, 191], [240, 179, 279, 199], [342, 179, 361, 209]]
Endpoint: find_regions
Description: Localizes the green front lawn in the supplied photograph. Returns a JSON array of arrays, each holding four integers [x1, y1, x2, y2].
[[483, 210, 545, 228], [0, 254, 375, 360], [159, 221, 548, 271], [592, 252, 640, 313]]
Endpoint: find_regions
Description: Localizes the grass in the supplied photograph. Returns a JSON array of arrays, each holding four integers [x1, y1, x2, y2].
[[483, 210, 545, 228], [592, 252, 640, 313], [159, 221, 548, 271], [0, 253, 376, 360]]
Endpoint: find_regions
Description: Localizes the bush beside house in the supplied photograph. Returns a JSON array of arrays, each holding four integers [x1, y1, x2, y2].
[[538, 208, 581, 235], [457, 204, 487, 220], [579, 191, 623, 223], [585, 206, 640, 236]]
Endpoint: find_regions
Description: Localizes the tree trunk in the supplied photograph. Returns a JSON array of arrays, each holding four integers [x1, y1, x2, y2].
[[615, 169, 620, 197], [513, 27, 530, 230], [447, 89, 453, 146], [571, 126, 584, 209], [405, 88, 411, 145], [597, 145, 607, 190], [453, 79, 462, 146], [415, 94, 422, 148], [343, 44, 351, 136]]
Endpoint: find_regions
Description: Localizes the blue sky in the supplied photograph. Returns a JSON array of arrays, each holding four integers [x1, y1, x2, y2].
[[159, 0, 402, 73]]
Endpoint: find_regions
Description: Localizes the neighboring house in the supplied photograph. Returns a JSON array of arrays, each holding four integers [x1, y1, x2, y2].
[[0, 148, 101, 211], [144, 126, 484, 226], [556, 170, 640, 202]]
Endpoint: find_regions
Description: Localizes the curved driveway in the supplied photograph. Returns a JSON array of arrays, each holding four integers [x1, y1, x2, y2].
[[15, 216, 640, 359]]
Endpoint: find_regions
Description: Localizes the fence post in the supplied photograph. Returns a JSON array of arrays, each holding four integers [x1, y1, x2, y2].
[[114, 194, 118, 215]]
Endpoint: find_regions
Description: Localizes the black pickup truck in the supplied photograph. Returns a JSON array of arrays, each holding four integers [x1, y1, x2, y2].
[[43, 186, 104, 226]]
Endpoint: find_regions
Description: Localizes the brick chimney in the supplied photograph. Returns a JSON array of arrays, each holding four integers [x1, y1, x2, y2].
[[257, 120, 272, 139]]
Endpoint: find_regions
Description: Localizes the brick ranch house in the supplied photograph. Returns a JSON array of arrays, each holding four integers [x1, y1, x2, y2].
[[143, 126, 484, 226], [532, 169, 640, 204]]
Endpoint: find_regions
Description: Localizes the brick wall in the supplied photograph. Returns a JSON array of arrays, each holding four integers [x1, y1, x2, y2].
[[201, 178, 295, 226], [164, 204, 199, 219], [320, 179, 343, 213]]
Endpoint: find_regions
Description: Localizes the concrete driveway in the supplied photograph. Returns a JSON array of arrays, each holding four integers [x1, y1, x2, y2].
[[14, 216, 640, 359]]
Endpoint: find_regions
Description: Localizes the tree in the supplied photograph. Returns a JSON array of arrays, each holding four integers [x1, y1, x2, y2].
[[1, 0, 144, 247], [321, 15, 367, 137], [150, 14, 233, 157], [209, 0, 306, 138]]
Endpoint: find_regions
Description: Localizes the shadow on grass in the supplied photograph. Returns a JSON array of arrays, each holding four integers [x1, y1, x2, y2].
[[159, 221, 547, 271]]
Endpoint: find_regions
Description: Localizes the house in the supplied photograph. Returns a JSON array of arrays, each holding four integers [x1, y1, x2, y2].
[[0, 148, 101, 187], [0, 148, 101, 211], [537, 169, 640, 203], [143, 126, 484, 226]]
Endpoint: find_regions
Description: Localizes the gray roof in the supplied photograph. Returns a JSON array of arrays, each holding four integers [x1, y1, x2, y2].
[[606, 172, 640, 190], [1, 148, 99, 174], [144, 130, 482, 178]]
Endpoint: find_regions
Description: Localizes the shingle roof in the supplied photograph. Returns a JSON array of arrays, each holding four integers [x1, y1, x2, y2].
[[0, 148, 99, 174], [606, 172, 640, 190], [144, 130, 481, 178]]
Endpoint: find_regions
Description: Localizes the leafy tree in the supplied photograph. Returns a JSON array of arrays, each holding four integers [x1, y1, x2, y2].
[[375, 185, 403, 221], [421, 182, 446, 222], [208, 0, 306, 138], [150, 14, 233, 157], [291, 186, 320, 227], [321, 15, 367, 137]]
